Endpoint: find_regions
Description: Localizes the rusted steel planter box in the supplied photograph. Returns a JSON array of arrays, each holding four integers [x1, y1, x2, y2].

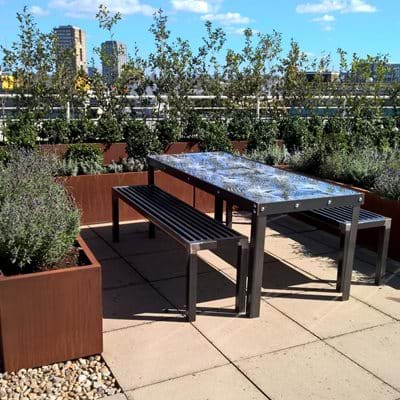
[[0, 236, 103, 372], [40, 141, 248, 165], [65, 171, 215, 225]]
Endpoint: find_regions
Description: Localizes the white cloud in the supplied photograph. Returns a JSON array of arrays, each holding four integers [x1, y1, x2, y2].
[[201, 12, 250, 25], [30, 5, 50, 16], [49, 0, 155, 18], [344, 0, 376, 13], [296, 0, 345, 14], [296, 0, 376, 14], [171, 0, 212, 13], [312, 13, 335, 22]]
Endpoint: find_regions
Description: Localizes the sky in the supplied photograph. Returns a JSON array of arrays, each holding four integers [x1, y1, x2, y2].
[[1, 0, 400, 70]]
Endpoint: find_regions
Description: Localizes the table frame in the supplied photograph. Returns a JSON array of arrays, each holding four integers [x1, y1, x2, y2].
[[148, 155, 364, 318]]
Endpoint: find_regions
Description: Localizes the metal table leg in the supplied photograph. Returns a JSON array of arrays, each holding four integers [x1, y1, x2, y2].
[[341, 205, 360, 300], [148, 166, 156, 238], [187, 253, 198, 322], [112, 191, 119, 243], [226, 202, 233, 228], [214, 196, 223, 222], [246, 213, 267, 318], [235, 242, 248, 314], [375, 219, 391, 285]]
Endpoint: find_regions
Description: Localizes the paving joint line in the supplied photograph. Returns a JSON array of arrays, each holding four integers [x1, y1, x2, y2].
[[262, 298, 400, 394], [123, 363, 232, 394], [92, 227, 272, 400], [323, 339, 400, 394]]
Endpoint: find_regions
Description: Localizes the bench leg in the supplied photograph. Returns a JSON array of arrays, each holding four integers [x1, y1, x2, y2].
[[336, 233, 345, 292], [187, 252, 198, 322], [112, 191, 119, 243], [214, 196, 223, 222], [340, 206, 360, 301], [149, 223, 156, 239], [226, 202, 233, 228], [375, 220, 391, 285], [235, 243, 248, 314]]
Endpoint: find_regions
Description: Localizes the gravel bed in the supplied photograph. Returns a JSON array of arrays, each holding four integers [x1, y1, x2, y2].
[[0, 355, 121, 400]]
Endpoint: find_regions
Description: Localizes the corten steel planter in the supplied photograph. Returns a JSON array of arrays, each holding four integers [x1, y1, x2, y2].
[[64, 171, 211, 225], [40, 141, 248, 165], [0, 236, 103, 372]]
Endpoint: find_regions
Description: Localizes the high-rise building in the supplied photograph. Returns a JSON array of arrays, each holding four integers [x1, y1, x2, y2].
[[101, 41, 127, 84], [54, 25, 87, 72]]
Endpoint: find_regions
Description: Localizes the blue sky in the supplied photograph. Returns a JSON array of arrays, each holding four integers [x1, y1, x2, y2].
[[1, 0, 399, 69]]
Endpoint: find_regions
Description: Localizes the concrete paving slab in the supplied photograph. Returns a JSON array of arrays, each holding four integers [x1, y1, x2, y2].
[[328, 322, 400, 391], [126, 248, 218, 282], [267, 291, 393, 339], [103, 283, 172, 332], [194, 302, 316, 361], [350, 275, 400, 319], [274, 215, 318, 233], [288, 253, 378, 284], [102, 258, 145, 290], [103, 322, 227, 391], [127, 364, 267, 400], [85, 238, 120, 261], [152, 270, 239, 310], [237, 341, 399, 400], [265, 233, 333, 261]]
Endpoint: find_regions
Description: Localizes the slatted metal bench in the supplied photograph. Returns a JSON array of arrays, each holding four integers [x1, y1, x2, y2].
[[112, 184, 249, 322], [303, 207, 391, 286]]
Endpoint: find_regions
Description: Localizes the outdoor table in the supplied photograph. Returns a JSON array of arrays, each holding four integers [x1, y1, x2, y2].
[[147, 152, 364, 318]]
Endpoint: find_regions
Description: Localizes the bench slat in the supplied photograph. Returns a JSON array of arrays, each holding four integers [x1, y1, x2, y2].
[[309, 206, 386, 227], [113, 185, 244, 249]]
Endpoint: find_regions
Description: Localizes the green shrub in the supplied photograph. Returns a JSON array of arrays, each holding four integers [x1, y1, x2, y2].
[[0, 146, 10, 165], [199, 121, 232, 152], [155, 118, 181, 148], [246, 145, 290, 166], [107, 158, 145, 173], [124, 119, 162, 162], [279, 117, 309, 152], [182, 112, 203, 141], [4, 112, 38, 148], [65, 143, 103, 164], [61, 144, 104, 175], [247, 120, 279, 152], [289, 147, 324, 174], [39, 119, 70, 144], [96, 115, 123, 144], [374, 169, 400, 200], [68, 118, 97, 143], [307, 115, 324, 148], [323, 117, 349, 154], [319, 148, 385, 189], [0, 149, 80, 275], [228, 112, 254, 140]]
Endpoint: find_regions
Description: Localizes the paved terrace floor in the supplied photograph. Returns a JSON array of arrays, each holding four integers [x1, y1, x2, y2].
[[81, 213, 400, 400]]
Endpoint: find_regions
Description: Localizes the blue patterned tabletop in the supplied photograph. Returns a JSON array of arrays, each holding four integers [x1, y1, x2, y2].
[[149, 152, 360, 205]]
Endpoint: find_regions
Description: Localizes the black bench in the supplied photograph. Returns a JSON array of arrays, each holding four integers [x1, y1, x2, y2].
[[112, 185, 249, 322], [303, 207, 391, 287]]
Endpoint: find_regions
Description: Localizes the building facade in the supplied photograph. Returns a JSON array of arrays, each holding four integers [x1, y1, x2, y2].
[[101, 41, 127, 84], [54, 25, 87, 72]]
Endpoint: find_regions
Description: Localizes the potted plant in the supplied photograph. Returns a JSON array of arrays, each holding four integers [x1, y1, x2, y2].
[[0, 150, 102, 372]]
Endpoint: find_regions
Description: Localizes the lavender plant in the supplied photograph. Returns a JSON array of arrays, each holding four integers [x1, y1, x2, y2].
[[0, 149, 80, 275]]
